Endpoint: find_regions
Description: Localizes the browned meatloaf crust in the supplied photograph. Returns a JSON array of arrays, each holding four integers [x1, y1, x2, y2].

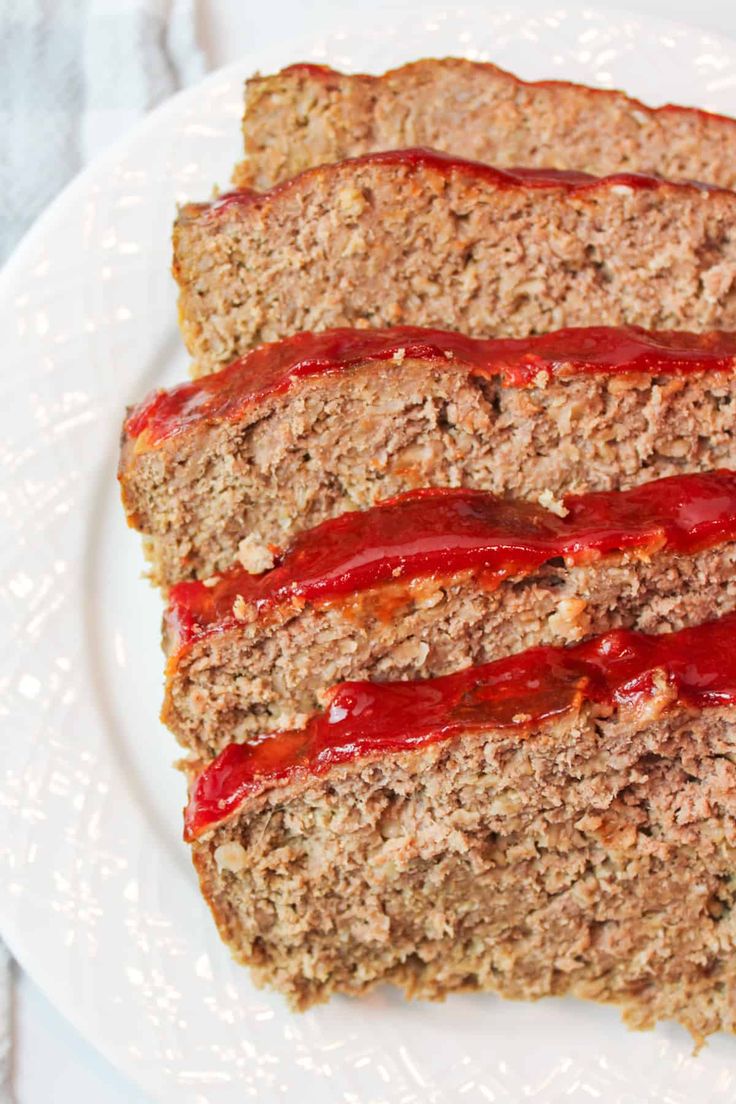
[[186, 611, 736, 1038], [234, 59, 736, 191], [162, 474, 736, 759], [119, 325, 736, 586], [174, 151, 736, 376]]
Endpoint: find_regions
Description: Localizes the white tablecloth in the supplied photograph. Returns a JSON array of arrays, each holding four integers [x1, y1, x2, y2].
[[6, 0, 736, 1100]]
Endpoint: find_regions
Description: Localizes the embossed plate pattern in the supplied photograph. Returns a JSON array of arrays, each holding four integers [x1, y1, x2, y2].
[[2, 5, 736, 1101]]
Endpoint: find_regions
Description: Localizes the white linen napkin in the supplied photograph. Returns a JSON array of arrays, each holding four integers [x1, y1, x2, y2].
[[0, 0, 205, 1093], [0, 0, 205, 262]]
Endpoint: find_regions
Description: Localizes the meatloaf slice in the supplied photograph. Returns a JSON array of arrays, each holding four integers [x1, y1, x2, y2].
[[186, 610, 736, 1039], [234, 59, 736, 190], [173, 151, 736, 375], [163, 473, 736, 759], [119, 325, 736, 586]]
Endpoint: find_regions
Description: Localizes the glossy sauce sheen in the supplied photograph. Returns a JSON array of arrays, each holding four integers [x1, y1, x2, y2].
[[124, 325, 736, 449], [183, 147, 725, 225], [185, 611, 736, 840], [168, 472, 736, 651]]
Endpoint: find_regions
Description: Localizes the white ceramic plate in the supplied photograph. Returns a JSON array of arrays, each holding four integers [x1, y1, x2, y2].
[[4, 5, 736, 1101]]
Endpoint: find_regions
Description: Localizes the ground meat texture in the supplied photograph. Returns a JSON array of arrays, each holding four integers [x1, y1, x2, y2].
[[189, 699, 736, 1037], [119, 356, 736, 586], [233, 59, 736, 191], [164, 543, 736, 759], [174, 152, 736, 376]]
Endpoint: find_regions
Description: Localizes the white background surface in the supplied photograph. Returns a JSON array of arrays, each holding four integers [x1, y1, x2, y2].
[[10, 0, 736, 1101]]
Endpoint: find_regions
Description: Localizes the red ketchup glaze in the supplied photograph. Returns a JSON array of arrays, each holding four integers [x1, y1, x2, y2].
[[278, 62, 736, 127], [182, 145, 727, 226], [280, 62, 343, 79], [167, 471, 736, 652], [124, 325, 736, 449], [184, 610, 736, 840]]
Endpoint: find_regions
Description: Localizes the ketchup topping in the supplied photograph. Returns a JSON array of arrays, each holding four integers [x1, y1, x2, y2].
[[183, 147, 725, 226], [184, 610, 736, 840], [204, 152, 611, 219], [167, 472, 736, 652], [124, 325, 736, 449], [277, 62, 736, 127]]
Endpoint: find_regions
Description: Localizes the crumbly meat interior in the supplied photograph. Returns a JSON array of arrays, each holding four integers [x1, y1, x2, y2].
[[121, 360, 736, 586], [191, 700, 736, 1039], [234, 59, 736, 191], [165, 544, 736, 758], [174, 158, 736, 375]]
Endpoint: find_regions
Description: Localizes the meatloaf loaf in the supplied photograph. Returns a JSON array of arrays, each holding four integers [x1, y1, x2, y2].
[[187, 610, 736, 1038], [234, 59, 736, 190], [119, 325, 736, 586], [164, 473, 736, 758], [173, 151, 736, 375]]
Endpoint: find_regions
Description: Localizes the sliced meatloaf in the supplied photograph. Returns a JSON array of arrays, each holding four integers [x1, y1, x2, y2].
[[119, 325, 736, 586], [187, 610, 736, 1039], [234, 59, 736, 190], [164, 473, 736, 759], [173, 151, 736, 375]]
